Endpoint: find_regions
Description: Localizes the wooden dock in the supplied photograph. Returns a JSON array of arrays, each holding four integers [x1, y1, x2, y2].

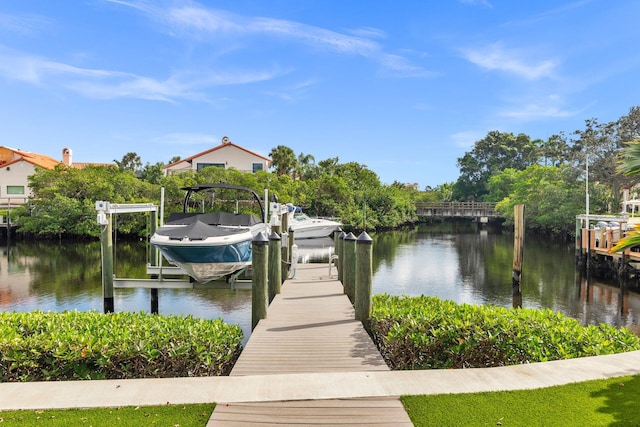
[[208, 263, 413, 426]]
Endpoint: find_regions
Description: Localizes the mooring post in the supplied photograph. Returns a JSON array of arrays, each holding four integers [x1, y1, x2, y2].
[[149, 209, 159, 314], [575, 217, 582, 262], [281, 212, 290, 280], [288, 227, 295, 270], [355, 231, 373, 326], [512, 204, 525, 308], [101, 212, 114, 313], [343, 232, 357, 304], [268, 230, 282, 303], [337, 231, 346, 283], [252, 232, 269, 330]]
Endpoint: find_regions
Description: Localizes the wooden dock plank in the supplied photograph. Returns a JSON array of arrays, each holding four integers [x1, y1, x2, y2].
[[208, 264, 412, 426], [210, 398, 413, 426]]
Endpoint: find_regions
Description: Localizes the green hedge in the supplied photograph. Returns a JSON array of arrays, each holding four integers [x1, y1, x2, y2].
[[370, 294, 640, 370], [0, 311, 243, 382]]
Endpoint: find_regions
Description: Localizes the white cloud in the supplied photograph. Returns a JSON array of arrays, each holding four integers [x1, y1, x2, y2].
[[450, 130, 484, 149], [114, 0, 432, 77], [0, 45, 283, 102], [0, 12, 51, 35], [462, 43, 557, 80], [498, 94, 581, 121]]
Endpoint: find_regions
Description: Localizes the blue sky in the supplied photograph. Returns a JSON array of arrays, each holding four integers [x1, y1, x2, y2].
[[1, 1, 639, 189]]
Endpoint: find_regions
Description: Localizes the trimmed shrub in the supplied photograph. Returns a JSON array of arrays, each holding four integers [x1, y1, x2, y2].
[[370, 294, 640, 370], [0, 311, 243, 382]]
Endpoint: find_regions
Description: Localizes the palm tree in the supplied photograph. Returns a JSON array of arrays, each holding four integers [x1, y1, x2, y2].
[[296, 152, 316, 180], [610, 140, 640, 252], [269, 145, 296, 176]]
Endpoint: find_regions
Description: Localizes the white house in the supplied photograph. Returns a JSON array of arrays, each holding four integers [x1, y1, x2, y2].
[[0, 147, 114, 208], [163, 136, 272, 176], [0, 146, 60, 207]]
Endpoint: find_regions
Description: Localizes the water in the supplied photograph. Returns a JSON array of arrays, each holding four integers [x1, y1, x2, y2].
[[1, 228, 639, 342]]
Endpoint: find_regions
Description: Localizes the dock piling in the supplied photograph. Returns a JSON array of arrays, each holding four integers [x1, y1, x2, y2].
[[101, 212, 114, 313], [252, 232, 269, 330], [355, 231, 373, 326], [343, 232, 357, 304], [268, 231, 282, 302]]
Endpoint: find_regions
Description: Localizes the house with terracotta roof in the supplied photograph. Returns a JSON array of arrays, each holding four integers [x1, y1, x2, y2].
[[0, 146, 60, 207], [61, 148, 114, 169], [163, 136, 272, 176], [0, 147, 114, 208]]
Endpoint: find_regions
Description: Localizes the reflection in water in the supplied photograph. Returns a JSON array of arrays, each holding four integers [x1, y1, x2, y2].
[[2, 229, 640, 340]]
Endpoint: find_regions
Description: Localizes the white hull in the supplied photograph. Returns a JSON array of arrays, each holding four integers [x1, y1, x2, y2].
[[288, 213, 341, 239]]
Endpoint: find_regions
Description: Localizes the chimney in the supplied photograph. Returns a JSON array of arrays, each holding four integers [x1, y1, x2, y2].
[[62, 148, 72, 166]]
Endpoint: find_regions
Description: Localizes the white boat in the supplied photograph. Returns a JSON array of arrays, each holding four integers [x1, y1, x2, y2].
[[271, 203, 341, 239], [289, 213, 342, 239], [150, 184, 269, 283]]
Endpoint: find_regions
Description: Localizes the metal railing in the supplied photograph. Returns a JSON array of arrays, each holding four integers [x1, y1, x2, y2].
[[416, 202, 499, 218]]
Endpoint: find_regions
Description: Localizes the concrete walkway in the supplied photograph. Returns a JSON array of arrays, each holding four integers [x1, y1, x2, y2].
[[2, 350, 640, 411]]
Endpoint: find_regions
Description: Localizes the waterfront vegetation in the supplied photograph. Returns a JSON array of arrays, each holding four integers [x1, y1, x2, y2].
[[8, 105, 640, 241], [370, 294, 640, 370], [3, 295, 639, 383], [0, 311, 242, 382]]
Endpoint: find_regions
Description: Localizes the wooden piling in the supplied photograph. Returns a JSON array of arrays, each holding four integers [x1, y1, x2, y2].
[[337, 231, 346, 283], [281, 212, 290, 280], [343, 232, 357, 304], [355, 231, 373, 325], [268, 230, 282, 303], [101, 213, 114, 313], [512, 204, 525, 308], [252, 232, 269, 330], [149, 209, 159, 314]]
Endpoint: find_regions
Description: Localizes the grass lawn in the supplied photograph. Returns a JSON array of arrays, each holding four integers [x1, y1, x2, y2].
[[402, 374, 640, 426], [0, 403, 215, 426], [2, 374, 640, 426]]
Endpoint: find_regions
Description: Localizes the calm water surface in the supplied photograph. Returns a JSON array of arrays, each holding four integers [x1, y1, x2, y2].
[[1, 227, 639, 341]]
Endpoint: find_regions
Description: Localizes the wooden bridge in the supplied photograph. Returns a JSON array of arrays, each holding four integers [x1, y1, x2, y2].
[[416, 201, 500, 219], [208, 263, 412, 426]]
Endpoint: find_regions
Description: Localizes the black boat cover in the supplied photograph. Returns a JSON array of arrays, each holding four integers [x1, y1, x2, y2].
[[157, 218, 251, 241]]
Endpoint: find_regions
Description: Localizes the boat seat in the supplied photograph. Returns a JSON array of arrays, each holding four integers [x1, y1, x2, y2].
[[165, 212, 261, 227]]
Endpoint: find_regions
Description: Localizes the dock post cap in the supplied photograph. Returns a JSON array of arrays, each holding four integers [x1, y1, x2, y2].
[[344, 232, 357, 241], [269, 230, 281, 241], [356, 231, 373, 244], [339, 231, 347, 239], [253, 231, 269, 244]]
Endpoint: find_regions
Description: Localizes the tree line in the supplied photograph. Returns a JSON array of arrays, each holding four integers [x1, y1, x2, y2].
[[10, 105, 640, 239], [12, 152, 418, 238], [427, 106, 640, 236]]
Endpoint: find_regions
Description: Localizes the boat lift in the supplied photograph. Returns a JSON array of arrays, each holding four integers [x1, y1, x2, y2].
[[96, 197, 252, 314]]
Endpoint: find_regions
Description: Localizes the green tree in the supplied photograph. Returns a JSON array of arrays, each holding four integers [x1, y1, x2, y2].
[[114, 152, 142, 172], [17, 165, 156, 238], [489, 165, 605, 236], [269, 145, 297, 176], [453, 131, 540, 201], [296, 152, 316, 180], [140, 162, 165, 184]]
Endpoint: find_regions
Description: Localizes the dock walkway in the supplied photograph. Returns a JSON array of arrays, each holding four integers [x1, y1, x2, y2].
[[208, 263, 413, 426]]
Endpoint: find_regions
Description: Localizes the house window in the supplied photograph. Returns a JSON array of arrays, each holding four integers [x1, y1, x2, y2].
[[197, 163, 225, 171], [6, 186, 24, 195], [252, 163, 263, 173]]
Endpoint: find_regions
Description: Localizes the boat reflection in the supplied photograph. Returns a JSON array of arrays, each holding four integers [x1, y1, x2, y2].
[[295, 237, 335, 263]]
